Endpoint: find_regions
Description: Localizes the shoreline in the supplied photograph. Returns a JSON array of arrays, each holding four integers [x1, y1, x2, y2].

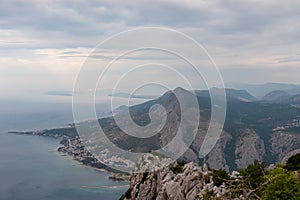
[[8, 130, 130, 181]]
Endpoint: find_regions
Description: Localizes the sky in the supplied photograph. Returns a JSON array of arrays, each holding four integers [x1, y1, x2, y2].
[[1, 0, 300, 101]]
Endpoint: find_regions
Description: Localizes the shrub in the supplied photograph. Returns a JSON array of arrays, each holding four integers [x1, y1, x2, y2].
[[203, 189, 215, 199], [212, 169, 230, 187], [285, 153, 300, 171], [239, 160, 267, 189], [151, 191, 158, 200], [170, 161, 186, 174], [203, 174, 211, 184], [261, 166, 300, 200]]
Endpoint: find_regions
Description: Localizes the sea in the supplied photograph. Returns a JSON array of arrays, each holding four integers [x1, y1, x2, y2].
[[0, 100, 128, 200]]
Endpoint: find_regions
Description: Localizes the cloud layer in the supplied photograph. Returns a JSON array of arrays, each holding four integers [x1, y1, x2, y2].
[[0, 0, 300, 100]]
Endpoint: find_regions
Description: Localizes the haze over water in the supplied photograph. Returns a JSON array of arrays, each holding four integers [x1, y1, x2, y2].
[[0, 100, 128, 200]]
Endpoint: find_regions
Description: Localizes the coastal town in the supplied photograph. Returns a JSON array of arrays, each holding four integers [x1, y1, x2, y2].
[[272, 117, 300, 132], [10, 128, 130, 181]]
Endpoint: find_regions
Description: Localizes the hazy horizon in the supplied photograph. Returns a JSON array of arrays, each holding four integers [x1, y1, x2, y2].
[[1, 0, 300, 101]]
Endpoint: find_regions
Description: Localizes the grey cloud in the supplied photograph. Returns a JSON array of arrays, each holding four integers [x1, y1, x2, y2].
[[1, 0, 299, 49], [1, 0, 300, 95]]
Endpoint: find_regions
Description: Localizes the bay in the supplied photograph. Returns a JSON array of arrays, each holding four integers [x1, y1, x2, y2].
[[0, 100, 128, 200]]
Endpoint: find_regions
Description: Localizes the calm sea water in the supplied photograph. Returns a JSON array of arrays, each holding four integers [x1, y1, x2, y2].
[[0, 100, 128, 200]]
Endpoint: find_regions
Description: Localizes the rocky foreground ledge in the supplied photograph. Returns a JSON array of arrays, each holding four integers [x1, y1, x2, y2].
[[120, 154, 300, 200], [120, 154, 232, 200]]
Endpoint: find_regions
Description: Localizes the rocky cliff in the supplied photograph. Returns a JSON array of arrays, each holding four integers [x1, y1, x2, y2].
[[121, 152, 300, 200], [184, 128, 300, 172], [120, 154, 236, 200]]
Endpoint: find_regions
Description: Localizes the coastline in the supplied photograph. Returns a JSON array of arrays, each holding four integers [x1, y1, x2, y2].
[[8, 130, 130, 181]]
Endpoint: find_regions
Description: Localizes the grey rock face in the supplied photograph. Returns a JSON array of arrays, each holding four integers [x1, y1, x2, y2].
[[205, 131, 232, 172], [234, 129, 265, 169], [121, 154, 238, 200], [270, 131, 300, 162], [201, 128, 300, 172]]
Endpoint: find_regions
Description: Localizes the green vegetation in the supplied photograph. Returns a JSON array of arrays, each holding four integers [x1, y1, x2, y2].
[[170, 160, 186, 174], [211, 169, 230, 187], [151, 191, 158, 200], [210, 160, 300, 199], [120, 159, 300, 200], [261, 165, 300, 200], [149, 151, 167, 159], [226, 160, 300, 199], [202, 173, 211, 184], [239, 160, 268, 190], [285, 153, 300, 171], [202, 189, 216, 199]]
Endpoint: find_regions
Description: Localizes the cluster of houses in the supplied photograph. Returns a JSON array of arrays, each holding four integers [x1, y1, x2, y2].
[[272, 118, 300, 132]]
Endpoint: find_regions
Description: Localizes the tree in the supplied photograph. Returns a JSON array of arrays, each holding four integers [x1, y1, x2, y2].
[[239, 160, 268, 190], [261, 165, 300, 200], [212, 169, 230, 187], [285, 153, 300, 171]]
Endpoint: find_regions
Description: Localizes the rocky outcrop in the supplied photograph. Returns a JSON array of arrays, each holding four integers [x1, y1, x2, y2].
[[205, 131, 232, 172], [120, 154, 242, 200], [270, 131, 300, 162], [234, 129, 265, 169]]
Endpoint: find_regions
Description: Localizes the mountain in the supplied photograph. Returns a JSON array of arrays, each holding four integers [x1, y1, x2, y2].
[[290, 94, 300, 103], [195, 88, 256, 102], [226, 82, 300, 98], [286, 87, 300, 96], [262, 90, 290, 102], [289, 94, 300, 106], [216, 88, 256, 101], [224, 88, 256, 101], [20, 87, 300, 173], [261, 90, 300, 105]]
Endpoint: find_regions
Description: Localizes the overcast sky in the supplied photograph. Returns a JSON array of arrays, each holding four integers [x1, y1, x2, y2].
[[1, 0, 300, 100]]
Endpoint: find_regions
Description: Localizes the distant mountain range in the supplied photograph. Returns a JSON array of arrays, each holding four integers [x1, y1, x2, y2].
[[261, 90, 290, 102], [261, 90, 300, 106], [21, 85, 300, 173], [226, 82, 300, 98], [196, 88, 256, 102]]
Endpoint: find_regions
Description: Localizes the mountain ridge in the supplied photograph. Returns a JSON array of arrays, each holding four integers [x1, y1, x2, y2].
[[14, 87, 300, 173]]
